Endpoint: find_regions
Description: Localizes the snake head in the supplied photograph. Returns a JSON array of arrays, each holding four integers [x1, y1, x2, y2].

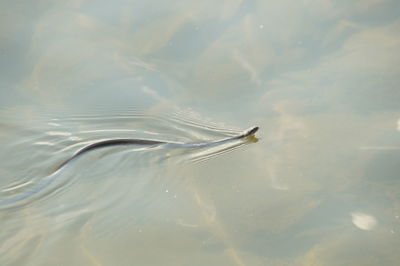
[[242, 126, 259, 137]]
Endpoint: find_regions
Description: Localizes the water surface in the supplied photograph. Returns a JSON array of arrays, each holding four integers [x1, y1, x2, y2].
[[1, 0, 400, 265]]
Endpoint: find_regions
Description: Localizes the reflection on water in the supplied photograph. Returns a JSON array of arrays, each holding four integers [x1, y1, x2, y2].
[[351, 212, 377, 231], [1, 0, 400, 265]]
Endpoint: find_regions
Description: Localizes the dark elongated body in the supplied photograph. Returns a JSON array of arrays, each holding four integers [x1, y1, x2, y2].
[[57, 126, 259, 170], [0, 126, 259, 208], [56, 138, 167, 170]]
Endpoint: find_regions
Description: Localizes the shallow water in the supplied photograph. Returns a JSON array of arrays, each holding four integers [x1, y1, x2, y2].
[[1, 0, 400, 265]]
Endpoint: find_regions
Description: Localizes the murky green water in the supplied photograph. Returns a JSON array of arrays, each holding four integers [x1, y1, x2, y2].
[[1, 0, 400, 265]]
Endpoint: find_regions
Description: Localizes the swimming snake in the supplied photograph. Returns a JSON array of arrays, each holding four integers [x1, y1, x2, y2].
[[0, 126, 259, 208]]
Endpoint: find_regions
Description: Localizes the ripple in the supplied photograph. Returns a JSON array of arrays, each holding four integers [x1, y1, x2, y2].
[[0, 110, 258, 212]]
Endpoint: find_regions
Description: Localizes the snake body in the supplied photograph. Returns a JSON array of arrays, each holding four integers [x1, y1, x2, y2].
[[0, 126, 258, 208]]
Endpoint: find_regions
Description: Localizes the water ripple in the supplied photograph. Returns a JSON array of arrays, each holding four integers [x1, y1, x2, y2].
[[0, 111, 257, 213]]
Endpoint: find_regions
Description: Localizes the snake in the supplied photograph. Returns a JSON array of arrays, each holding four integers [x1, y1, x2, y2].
[[0, 126, 259, 208]]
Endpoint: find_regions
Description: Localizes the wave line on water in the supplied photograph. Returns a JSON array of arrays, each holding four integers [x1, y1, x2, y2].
[[0, 111, 259, 211]]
